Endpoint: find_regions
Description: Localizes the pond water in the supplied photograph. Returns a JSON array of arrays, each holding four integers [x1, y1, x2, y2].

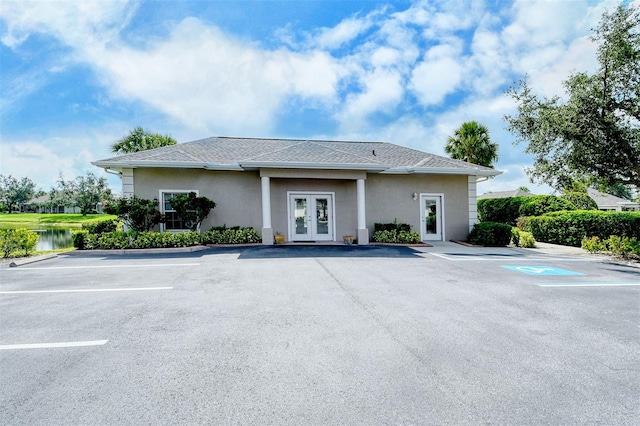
[[33, 229, 73, 251]]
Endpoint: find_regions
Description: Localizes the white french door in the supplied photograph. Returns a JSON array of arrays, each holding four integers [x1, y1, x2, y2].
[[288, 192, 334, 241], [420, 194, 443, 241]]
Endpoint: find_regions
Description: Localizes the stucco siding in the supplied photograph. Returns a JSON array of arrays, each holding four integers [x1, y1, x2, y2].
[[366, 174, 470, 240], [131, 168, 471, 241], [133, 168, 263, 231]]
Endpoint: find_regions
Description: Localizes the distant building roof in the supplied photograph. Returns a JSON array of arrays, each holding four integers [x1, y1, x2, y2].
[[587, 188, 639, 211], [477, 189, 535, 199]]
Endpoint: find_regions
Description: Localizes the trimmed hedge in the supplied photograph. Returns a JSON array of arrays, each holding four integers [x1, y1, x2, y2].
[[81, 219, 119, 235], [72, 226, 262, 249], [478, 195, 576, 226], [374, 222, 412, 233], [371, 229, 421, 244], [520, 211, 640, 247], [79, 231, 203, 250], [202, 227, 261, 244], [468, 222, 512, 246]]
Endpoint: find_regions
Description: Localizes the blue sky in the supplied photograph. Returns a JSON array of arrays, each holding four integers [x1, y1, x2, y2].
[[1, 0, 634, 195]]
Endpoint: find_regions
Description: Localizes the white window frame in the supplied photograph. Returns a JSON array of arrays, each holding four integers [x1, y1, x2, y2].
[[159, 189, 199, 233]]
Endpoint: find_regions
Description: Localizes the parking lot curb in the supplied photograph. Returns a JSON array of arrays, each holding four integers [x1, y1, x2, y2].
[[65, 245, 210, 256], [9, 253, 58, 267]]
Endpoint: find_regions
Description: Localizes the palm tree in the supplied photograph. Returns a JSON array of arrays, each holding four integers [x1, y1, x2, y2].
[[445, 121, 499, 168], [111, 126, 177, 155]]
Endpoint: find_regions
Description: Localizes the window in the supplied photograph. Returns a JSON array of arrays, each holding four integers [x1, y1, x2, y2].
[[161, 190, 197, 231]]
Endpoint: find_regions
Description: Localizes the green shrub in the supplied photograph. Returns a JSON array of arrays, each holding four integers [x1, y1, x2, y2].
[[371, 229, 421, 244], [510, 227, 533, 247], [0, 230, 19, 258], [562, 192, 598, 210], [607, 235, 633, 258], [104, 196, 164, 232], [582, 235, 640, 259], [72, 229, 89, 249], [82, 219, 119, 235], [527, 211, 640, 246], [0, 229, 39, 257], [0, 228, 39, 257], [169, 192, 216, 231], [202, 227, 261, 244], [477, 197, 529, 225], [15, 229, 39, 256], [478, 195, 578, 226], [468, 222, 512, 246], [581, 236, 607, 253], [84, 230, 204, 250], [374, 221, 411, 233], [517, 195, 576, 217]]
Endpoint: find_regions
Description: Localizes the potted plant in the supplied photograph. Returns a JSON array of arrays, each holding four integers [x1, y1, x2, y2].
[[274, 232, 286, 244], [343, 235, 355, 245]]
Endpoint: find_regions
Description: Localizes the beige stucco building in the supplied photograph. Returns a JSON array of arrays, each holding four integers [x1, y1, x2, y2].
[[93, 137, 501, 245]]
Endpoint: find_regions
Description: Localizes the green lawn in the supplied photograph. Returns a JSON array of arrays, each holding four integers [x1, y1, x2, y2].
[[0, 213, 117, 229]]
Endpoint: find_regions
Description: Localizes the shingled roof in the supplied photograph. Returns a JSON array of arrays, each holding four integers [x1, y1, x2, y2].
[[93, 136, 501, 176]]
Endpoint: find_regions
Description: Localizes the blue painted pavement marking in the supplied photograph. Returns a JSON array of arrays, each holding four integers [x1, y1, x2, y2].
[[501, 266, 584, 276]]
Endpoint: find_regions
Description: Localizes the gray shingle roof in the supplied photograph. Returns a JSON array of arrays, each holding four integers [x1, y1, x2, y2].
[[478, 189, 535, 199], [587, 188, 639, 209], [94, 136, 501, 176]]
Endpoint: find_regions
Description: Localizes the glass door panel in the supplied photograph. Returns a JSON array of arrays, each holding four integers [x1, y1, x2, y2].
[[315, 197, 329, 235], [420, 195, 442, 241], [289, 193, 334, 241], [294, 197, 309, 237]]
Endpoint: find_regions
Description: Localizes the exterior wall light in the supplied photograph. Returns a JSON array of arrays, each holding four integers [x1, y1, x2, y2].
[[412, 192, 418, 201]]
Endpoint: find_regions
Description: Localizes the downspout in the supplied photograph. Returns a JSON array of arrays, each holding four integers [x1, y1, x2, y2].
[[104, 168, 122, 178]]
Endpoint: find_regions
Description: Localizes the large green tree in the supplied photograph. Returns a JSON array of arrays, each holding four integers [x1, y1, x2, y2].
[[111, 126, 177, 155], [445, 121, 499, 168], [0, 175, 37, 213], [51, 172, 113, 215], [505, 5, 639, 190]]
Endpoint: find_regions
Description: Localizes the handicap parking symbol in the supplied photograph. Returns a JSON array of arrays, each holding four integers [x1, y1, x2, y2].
[[501, 266, 584, 276]]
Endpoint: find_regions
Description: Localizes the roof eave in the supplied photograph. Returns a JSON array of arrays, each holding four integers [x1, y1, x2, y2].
[[91, 161, 244, 171], [381, 167, 502, 177]]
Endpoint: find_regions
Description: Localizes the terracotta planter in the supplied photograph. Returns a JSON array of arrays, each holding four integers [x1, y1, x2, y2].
[[274, 234, 286, 244], [343, 235, 355, 245]]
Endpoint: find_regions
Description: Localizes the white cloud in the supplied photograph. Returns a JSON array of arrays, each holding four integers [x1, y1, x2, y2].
[[0, 0, 137, 49], [339, 69, 404, 131], [410, 43, 464, 106], [84, 18, 345, 134], [0, 138, 119, 191], [314, 15, 375, 50]]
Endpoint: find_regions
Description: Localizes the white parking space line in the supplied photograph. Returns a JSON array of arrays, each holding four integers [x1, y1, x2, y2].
[[8, 263, 200, 271], [536, 282, 640, 288], [0, 340, 108, 350], [0, 287, 173, 295]]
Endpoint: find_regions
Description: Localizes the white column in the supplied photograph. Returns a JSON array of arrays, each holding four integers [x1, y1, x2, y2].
[[261, 176, 274, 245], [122, 168, 134, 198], [468, 176, 478, 232], [356, 178, 368, 245]]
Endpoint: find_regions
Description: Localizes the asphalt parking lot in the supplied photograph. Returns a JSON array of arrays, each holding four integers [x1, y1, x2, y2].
[[1, 243, 639, 425]]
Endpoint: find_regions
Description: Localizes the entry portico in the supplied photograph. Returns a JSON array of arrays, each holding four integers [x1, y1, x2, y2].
[[93, 136, 501, 244]]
